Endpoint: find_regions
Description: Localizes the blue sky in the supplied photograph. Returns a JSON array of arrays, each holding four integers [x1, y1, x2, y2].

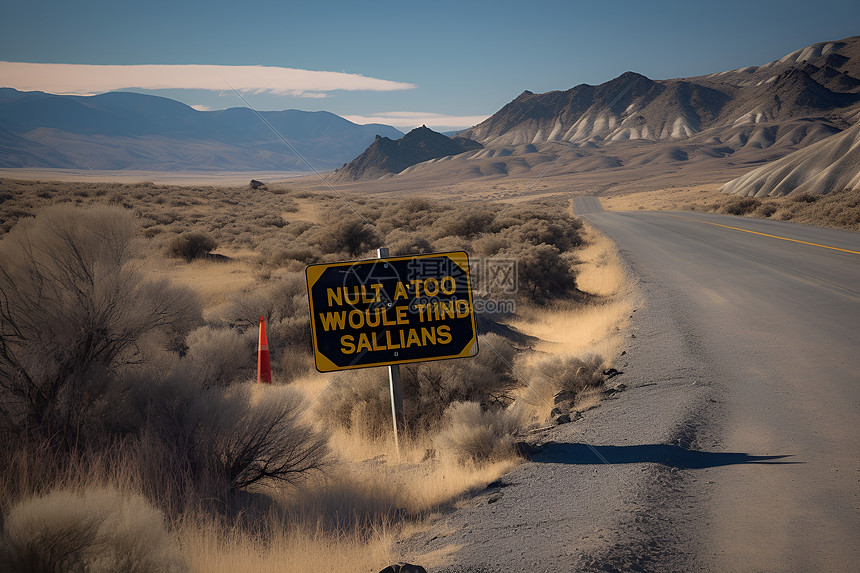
[[1, 0, 858, 131]]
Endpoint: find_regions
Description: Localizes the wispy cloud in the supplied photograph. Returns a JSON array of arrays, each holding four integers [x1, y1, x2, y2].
[[0, 62, 416, 97], [344, 111, 490, 131]]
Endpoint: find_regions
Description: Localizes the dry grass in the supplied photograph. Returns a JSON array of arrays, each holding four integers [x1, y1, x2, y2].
[[600, 184, 722, 212], [602, 184, 860, 232], [1, 487, 185, 573], [179, 518, 394, 573], [508, 223, 634, 422], [511, 223, 633, 358], [146, 258, 258, 309]]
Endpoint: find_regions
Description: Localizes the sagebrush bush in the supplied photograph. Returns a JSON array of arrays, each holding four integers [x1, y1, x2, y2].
[[215, 275, 311, 381], [497, 242, 578, 303], [755, 203, 778, 217], [269, 245, 320, 269], [0, 205, 201, 443], [384, 228, 432, 255], [184, 326, 255, 387], [434, 402, 523, 462], [720, 197, 761, 216], [791, 193, 820, 204], [0, 487, 186, 573], [219, 274, 308, 330], [189, 384, 329, 490], [321, 368, 391, 440], [321, 335, 517, 440], [498, 215, 582, 251], [516, 353, 605, 420], [165, 231, 218, 261], [544, 353, 605, 394], [317, 334, 517, 439], [332, 218, 381, 257], [430, 207, 495, 239], [127, 372, 328, 503], [399, 333, 518, 432], [376, 197, 447, 235]]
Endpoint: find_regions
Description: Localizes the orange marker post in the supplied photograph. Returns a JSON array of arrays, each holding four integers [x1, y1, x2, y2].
[[257, 316, 272, 383]]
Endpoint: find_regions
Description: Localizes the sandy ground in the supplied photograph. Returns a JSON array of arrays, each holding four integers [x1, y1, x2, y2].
[[143, 255, 258, 309], [599, 184, 725, 212]]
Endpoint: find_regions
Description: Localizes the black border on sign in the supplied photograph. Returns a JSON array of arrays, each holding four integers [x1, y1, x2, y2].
[[305, 251, 478, 372]]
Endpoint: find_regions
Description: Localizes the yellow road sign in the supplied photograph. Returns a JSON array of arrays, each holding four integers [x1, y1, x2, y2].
[[306, 251, 478, 372]]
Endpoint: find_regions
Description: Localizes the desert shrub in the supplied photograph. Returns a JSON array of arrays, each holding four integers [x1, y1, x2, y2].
[[270, 244, 319, 268], [471, 234, 510, 257], [497, 242, 577, 303], [279, 350, 315, 383], [499, 216, 583, 251], [384, 228, 432, 255], [434, 402, 523, 463], [219, 274, 308, 329], [297, 218, 380, 257], [430, 235, 471, 254], [331, 219, 381, 257], [430, 207, 495, 239], [720, 197, 760, 216], [536, 353, 604, 394], [259, 214, 286, 228], [321, 368, 391, 440], [165, 231, 218, 261], [0, 205, 202, 443], [140, 226, 164, 238], [188, 385, 329, 490], [791, 193, 820, 203], [183, 326, 255, 387], [399, 334, 517, 431], [323, 333, 519, 441], [755, 203, 778, 217], [0, 487, 186, 573], [375, 198, 448, 235], [274, 314, 313, 351], [516, 353, 605, 421], [284, 220, 315, 237], [133, 377, 329, 507]]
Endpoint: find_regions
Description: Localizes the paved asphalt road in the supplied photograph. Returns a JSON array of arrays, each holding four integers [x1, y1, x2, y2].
[[574, 198, 860, 571]]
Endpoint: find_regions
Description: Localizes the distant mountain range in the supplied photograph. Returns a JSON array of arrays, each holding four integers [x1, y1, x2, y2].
[[353, 35, 857, 197], [460, 38, 860, 152], [329, 126, 482, 181], [0, 88, 403, 171], [3, 35, 860, 197]]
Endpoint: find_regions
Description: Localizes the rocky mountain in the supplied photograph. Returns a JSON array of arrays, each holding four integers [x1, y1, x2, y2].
[[721, 120, 860, 197], [342, 35, 859, 197], [459, 36, 860, 155], [0, 88, 403, 171], [330, 125, 482, 181]]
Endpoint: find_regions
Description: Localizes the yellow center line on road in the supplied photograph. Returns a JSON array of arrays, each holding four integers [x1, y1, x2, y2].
[[663, 214, 860, 255]]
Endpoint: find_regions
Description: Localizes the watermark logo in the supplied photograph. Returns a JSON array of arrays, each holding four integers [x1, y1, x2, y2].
[[337, 254, 520, 316]]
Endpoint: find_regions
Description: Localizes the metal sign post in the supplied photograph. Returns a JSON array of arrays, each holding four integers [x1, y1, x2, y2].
[[377, 247, 404, 459]]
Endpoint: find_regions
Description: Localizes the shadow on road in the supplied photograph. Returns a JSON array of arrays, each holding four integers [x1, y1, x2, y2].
[[533, 442, 797, 469]]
